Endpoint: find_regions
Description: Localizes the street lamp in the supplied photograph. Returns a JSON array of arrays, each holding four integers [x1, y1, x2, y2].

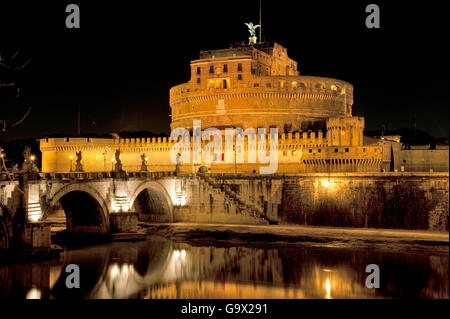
[[29, 155, 36, 172], [69, 155, 73, 172]]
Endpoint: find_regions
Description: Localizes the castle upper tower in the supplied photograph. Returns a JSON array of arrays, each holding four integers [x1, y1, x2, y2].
[[169, 42, 354, 132]]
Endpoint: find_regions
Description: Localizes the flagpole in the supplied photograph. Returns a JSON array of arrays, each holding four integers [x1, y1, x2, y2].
[[259, 0, 262, 42]]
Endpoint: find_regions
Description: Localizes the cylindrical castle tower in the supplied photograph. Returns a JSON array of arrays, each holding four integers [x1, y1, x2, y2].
[[169, 42, 354, 132]]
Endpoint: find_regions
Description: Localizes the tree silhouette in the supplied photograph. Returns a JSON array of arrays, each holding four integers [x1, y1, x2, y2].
[[0, 51, 31, 133]]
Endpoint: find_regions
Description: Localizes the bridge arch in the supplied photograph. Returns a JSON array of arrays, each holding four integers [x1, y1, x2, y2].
[[45, 183, 110, 234], [129, 181, 173, 222]]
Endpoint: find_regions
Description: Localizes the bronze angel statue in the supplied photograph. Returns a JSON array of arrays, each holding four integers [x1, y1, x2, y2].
[[244, 22, 260, 37]]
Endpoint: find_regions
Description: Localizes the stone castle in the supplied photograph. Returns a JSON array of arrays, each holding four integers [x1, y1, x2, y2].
[[40, 41, 383, 174]]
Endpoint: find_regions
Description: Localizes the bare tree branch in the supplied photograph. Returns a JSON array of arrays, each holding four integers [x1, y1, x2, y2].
[[11, 107, 31, 127], [0, 51, 20, 62], [0, 59, 30, 70], [1, 51, 31, 133], [0, 82, 16, 87]]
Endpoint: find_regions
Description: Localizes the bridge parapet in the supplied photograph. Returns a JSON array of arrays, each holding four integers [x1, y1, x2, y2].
[[39, 171, 176, 181]]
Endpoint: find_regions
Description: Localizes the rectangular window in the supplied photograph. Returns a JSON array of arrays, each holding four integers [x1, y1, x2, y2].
[[196, 78, 200, 84], [223, 79, 227, 88], [335, 148, 338, 152], [209, 66, 214, 74], [254, 83, 259, 87], [318, 149, 321, 153], [238, 74, 242, 80], [237, 63, 242, 72], [223, 64, 228, 73], [196, 67, 201, 75], [345, 148, 349, 152]]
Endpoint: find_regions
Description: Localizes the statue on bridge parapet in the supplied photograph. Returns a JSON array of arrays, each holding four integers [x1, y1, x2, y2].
[[75, 151, 83, 172], [114, 149, 123, 172], [140, 153, 148, 172]]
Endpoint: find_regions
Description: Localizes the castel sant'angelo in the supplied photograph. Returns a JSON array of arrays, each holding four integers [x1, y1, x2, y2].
[[40, 33, 383, 174]]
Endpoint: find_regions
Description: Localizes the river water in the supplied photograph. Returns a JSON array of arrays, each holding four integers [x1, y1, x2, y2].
[[0, 236, 448, 299]]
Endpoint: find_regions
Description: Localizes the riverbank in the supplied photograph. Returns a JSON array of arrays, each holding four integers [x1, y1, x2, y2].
[[139, 222, 449, 253]]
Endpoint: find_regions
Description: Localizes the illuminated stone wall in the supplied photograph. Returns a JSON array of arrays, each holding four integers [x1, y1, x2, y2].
[[39, 124, 383, 174], [394, 149, 449, 172], [279, 173, 449, 231], [195, 172, 448, 230]]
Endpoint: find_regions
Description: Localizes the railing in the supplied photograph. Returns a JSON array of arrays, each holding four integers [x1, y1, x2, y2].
[[38, 170, 176, 180], [0, 172, 21, 181]]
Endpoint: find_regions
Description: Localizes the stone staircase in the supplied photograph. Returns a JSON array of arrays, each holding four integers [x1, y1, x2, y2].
[[196, 173, 271, 224]]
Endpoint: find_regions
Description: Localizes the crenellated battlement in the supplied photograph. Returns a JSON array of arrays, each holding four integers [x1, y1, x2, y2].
[[40, 130, 330, 153]]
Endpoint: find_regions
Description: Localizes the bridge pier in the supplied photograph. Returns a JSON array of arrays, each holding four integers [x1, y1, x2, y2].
[[110, 212, 138, 233], [110, 212, 146, 241], [21, 222, 51, 252]]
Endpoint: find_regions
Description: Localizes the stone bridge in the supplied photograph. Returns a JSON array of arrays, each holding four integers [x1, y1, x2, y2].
[[0, 171, 276, 251], [1, 171, 448, 252]]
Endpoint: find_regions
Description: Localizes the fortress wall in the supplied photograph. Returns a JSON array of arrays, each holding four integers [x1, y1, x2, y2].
[[395, 149, 449, 172], [39, 133, 384, 174], [279, 173, 449, 231]]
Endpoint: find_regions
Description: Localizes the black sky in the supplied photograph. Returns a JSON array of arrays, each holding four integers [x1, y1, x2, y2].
[[0, 0, 448, 141]]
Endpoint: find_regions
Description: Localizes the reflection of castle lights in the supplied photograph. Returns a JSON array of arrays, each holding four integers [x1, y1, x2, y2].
[[173, 249, 187, 260], [109, 263, 133, 280], [26, 287, 42, 299], [325, 277, 331, 299]]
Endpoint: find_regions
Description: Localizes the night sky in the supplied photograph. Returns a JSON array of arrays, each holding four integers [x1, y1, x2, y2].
[[0, 0, 448, 141]]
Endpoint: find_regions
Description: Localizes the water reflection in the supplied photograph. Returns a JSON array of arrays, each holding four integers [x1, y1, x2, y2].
[[26, 287, 42, 299], [0, 236, 448, 299]]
